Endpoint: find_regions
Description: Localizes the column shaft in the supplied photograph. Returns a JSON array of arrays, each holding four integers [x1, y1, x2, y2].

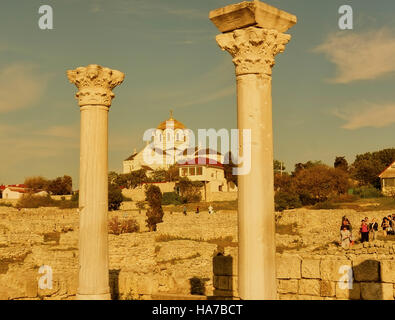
[[77, 105, 110, 299], [237, 74, 276, 300]]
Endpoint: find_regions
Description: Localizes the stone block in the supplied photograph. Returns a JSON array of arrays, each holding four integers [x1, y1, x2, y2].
[[352, 258, 379, 282], [320, 259, 351, 281], [361, 282, 393, 300], [298, 295, 324, 300], [278, 294, 298, 300], [336, 282, 360, 300], [302, 259, 320, 279], [298, 279, 320, 296], [278, 279, 298, 294], [209, 0, 297, 33], [213, 275, 233, 291], [213, 255, 235, 276], [320, 280, 336, 297], [276, 255, 301, 279], [380, 260, 395, 283]]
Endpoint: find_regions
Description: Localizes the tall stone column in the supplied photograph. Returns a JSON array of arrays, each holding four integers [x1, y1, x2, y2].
[[67, 64, 125, 300], [210, 1, 297, 300]]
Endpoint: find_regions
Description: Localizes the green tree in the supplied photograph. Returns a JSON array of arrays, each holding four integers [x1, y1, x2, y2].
[[177, 177, 203, 203], [274, 160, 286, 175], [145, 185, 164, 231], [293, 161, 323, 176], [24, 176, 49, 192], [47, 175, 73, 195], [351, 148, 395, 188], [115, 169, 148, 189], [223, 152, 238, 187], [334, 156, 348, 172], [293, 164, 350, 205], [108, 183, 123, 211]]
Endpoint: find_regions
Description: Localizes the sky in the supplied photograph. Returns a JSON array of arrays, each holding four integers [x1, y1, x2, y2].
[[1, 0, 395, 187]]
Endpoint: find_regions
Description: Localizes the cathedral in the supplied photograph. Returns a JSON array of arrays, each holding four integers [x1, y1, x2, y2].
[[122, 112, 237, 197]]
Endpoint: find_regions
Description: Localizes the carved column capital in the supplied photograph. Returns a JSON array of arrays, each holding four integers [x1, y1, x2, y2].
[[216, 27, 291, 76], [67, 64, 125, 107]]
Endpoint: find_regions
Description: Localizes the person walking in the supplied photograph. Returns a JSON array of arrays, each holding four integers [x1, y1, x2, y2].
[[196, 206, 199, 214], [183, 205, 187, 216], [208, 205, 213, 214]]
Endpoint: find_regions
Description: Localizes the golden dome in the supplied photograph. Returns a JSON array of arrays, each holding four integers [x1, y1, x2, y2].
[[157, 110, 186, 130]]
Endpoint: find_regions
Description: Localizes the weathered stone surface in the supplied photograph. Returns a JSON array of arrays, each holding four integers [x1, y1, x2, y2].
[[278, 293, 298, 300], [278, 279, 298, 294], [276, 255, 301, 279], [320, 280, 336, 297], [380, 260, 395, 283], [352, 258, 380, 282], [336, 282, 360, 300], [320, 260, 352, 281], [298, 279, 320, 296], [298, 295, 324, 300], [209, 0, 297, 33], [302, 259, 320, 279], [360, 282, 394, 300]]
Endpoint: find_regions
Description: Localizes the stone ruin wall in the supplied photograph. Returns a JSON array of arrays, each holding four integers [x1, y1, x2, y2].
[[0, 206, 394, 300]]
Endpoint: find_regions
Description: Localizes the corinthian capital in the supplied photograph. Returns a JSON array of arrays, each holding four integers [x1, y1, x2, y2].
[[216, 27, 291, 76], [67, 64, 125, 107]]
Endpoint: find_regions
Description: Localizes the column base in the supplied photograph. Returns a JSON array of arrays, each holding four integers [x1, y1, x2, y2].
[[76, 293, 111, 300]]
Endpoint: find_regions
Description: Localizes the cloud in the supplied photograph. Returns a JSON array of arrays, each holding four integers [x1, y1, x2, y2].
[[314, 28, 395, 83], [35, 125, 78, 139], [113, 0, 206, 19], [333, 102, 395, 129], [0, 63, 49, 113], [178, 86, 234, 108]]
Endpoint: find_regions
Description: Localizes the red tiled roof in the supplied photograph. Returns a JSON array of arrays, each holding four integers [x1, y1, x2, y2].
[[177, 157, 224, 168]]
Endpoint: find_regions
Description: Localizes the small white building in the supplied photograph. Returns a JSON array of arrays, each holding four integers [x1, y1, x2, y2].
[[379, 161, 395, 196], [2, 187, 48, 200], [178, 156, 237, 202]]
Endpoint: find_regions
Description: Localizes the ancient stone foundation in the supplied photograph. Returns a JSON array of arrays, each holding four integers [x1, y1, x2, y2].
[[0, 207, 394, 300]]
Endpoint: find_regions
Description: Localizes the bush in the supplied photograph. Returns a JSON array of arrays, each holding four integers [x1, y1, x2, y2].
[[71, 191, 79, 202], [0, 202, 13, 207], [16, 194, 55, 209], [353, 185, 383, 198], [275, 191, 302, 212], [162, 192, 182, 205], [108, 216, 139, 235], [108, 183, 123, 211], [177, 178, 202, 203], [328, 194, 358, 203], [58, 200, 79, 209]]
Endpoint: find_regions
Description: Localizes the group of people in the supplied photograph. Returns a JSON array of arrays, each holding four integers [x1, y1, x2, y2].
[[339, 214, 395, 249], [182, 205, 214, 215]]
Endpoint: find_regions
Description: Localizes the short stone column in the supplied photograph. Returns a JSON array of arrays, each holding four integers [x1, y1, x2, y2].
[[210, 1, 297, 300], [67, 64, 125, 300]]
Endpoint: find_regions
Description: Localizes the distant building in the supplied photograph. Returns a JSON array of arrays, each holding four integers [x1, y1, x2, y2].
[[122, 112, 238, 202], [123, 111, 191, 173], [379, 161, 395, 196], [1, 185, 48, 200]]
